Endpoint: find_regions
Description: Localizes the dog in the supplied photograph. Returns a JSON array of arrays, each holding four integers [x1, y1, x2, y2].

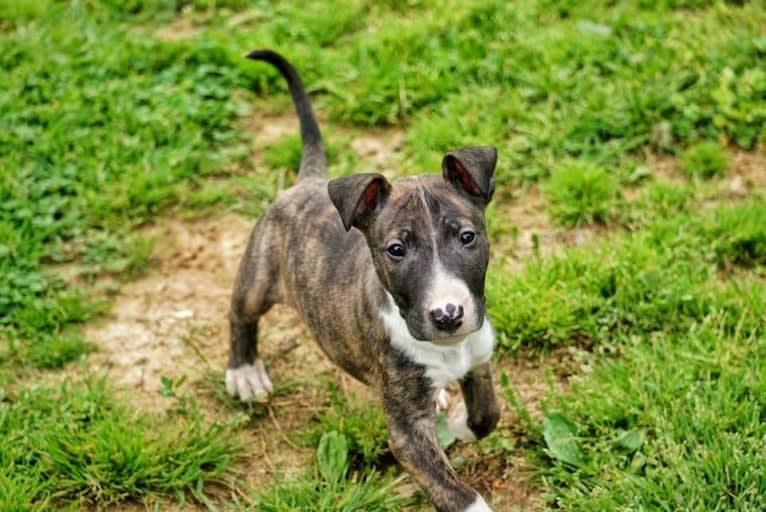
[[226, 50, 500, 512]]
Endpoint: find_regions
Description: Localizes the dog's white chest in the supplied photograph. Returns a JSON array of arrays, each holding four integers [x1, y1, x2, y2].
[[380, 304, 495, 390]]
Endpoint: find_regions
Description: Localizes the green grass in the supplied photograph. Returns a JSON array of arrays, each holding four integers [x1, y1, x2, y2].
[[543, 164, 619, 227], [488, 199, 766, 509], [0, 1, 257, 368], [253, 431, 408, 511], [621, 179, 693, 230], [681, 141, 729, 178], [0, 378, 242, 509], [538, 299, 766, 510], [300, 382, 390, 470], [488, 201, 766, 352], [399, 1, 766, 181], [2, 0, 766, 509]]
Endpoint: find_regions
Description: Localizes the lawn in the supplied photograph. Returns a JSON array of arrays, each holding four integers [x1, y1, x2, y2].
[[1, 0, 765, 510]]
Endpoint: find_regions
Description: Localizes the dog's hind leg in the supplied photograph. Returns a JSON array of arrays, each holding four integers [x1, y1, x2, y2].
[[226, 222, 283, 401]]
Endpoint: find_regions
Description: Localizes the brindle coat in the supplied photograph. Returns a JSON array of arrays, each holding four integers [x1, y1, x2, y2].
[[228, 50, 500, 512]]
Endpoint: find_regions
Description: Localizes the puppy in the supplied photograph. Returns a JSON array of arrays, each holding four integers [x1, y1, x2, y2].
[[227, 50, 500, 512]]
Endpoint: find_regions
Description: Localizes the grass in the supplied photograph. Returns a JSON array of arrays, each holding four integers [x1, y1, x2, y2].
[[2, 0, 766, 509], [253, 431, 409, 511], [487, 201, 766, 352], [543, 164, 619, 227], [0, 0, 257, 368], [487, 200, 766, 509], [0, 378, 242, 509], [621, 179, 693, 230], [300, 382, 390, 470], [681, 141, 729, 178], [538, 302, 766, 510]]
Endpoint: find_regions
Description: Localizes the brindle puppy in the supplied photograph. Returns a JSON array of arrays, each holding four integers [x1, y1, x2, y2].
[[227, 50, 500, 512]]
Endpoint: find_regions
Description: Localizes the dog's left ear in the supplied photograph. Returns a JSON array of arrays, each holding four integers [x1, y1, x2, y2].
[[328, 173, 391, 231], [442, 146, 497, 204]]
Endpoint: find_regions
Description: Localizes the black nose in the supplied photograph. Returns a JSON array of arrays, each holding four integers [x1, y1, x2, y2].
[[430, 303, 464, 332]]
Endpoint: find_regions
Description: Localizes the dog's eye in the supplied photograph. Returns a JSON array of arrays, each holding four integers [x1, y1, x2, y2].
[[386, 243, 406, 260], [460, 231, 476, 246]]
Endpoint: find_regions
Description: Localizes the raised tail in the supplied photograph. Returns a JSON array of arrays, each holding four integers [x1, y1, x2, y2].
[[247, 49, 327, 180]]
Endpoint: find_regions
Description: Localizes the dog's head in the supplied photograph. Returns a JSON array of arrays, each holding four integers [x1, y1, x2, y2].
[[328, 146, 497, 344]]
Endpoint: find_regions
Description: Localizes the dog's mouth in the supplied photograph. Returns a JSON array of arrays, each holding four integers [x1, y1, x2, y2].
[[425, 333, 472, 346], [406, 316, 483, 346]]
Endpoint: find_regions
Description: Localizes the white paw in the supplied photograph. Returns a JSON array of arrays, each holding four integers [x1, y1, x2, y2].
[[225, 359, 273, 401], [435, 388, 451, 413], [447, 401, 477, 442], [464, 495, 492, 512]]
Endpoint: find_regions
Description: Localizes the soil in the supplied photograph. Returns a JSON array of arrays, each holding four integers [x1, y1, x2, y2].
[[154, 16, 200, 41]]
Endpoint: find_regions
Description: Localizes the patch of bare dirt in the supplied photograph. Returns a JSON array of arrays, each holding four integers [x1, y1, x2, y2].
[[154, 16, 200, 41], [645, 153, 686, 183], [248, 108, 406, 180], [80, 211, 340, 404], [75, 211, 372, 498], [249, 110, 299, 149], [727, 148, 766, 196], [345, 126, 406, 177], [82, 214, 252, 404], [647, 148, 766, 195], [493, 186, 602, 273]]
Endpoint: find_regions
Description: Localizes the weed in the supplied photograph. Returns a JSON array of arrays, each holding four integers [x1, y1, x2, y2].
[[704, 200, 766, 268], [622, 180, 693, 230], [301, 382, 389, 470], [544, 164, 619, 227], [254, 431, 409, 511], [681, 141, 729, 178], [0, 378, 241, 508]]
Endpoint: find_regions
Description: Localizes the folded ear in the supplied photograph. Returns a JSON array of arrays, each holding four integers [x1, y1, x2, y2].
[[442, 146, 498, 203], [327, 173, 391, 231]]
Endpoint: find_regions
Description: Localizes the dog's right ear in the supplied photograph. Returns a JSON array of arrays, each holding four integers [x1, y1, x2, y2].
[[328, 173, 391, 231]]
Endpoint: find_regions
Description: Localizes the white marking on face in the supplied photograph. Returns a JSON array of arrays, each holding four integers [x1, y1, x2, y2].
[[225, 359, 273, 401], [416, 186, 478, 335], [380, 292, 494, 391], [464, 495, 493, 512], [425, 263, 477, 334]]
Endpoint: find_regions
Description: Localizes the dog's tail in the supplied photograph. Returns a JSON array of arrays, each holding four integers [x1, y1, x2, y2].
[[247, 49, 327, 181]]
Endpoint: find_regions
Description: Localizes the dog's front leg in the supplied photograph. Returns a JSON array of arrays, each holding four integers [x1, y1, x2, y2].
[[456, 362, 501, 440], [382, 371, 491, 512]]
